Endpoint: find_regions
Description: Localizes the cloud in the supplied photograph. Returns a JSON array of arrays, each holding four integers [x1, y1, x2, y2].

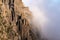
[[22, 0, 49, 39], [23, 0, 60, 40]]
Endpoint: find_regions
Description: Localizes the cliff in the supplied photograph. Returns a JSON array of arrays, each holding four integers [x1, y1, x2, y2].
[[0, 0, 40, 40]]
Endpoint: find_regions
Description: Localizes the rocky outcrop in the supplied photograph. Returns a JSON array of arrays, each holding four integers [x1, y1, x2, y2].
[[0, 0, 40, 40]]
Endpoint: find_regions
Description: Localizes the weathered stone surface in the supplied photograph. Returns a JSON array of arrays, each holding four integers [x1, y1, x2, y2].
[[0, 0, 39, 40]]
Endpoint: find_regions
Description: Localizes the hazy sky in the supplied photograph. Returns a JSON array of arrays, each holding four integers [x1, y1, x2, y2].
[[23, 0, 60, 40]]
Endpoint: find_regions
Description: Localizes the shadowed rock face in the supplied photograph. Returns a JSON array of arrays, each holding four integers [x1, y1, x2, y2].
[[0, 0, 41, 40]]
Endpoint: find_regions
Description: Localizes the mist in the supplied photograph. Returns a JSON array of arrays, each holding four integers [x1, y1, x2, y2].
[[22, 0, 60, 40]]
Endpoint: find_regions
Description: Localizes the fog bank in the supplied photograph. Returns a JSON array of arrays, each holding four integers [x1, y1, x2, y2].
[[23, 0, 60, 40]]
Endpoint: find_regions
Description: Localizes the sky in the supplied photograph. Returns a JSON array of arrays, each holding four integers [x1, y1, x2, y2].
[[22, 0, 60, 40]]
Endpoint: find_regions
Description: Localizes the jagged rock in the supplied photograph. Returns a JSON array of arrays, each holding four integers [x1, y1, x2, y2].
[[0, 0, 40, 40]]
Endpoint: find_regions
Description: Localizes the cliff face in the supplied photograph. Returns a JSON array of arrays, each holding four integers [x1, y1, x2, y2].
[[0, 0, 39, 40]]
